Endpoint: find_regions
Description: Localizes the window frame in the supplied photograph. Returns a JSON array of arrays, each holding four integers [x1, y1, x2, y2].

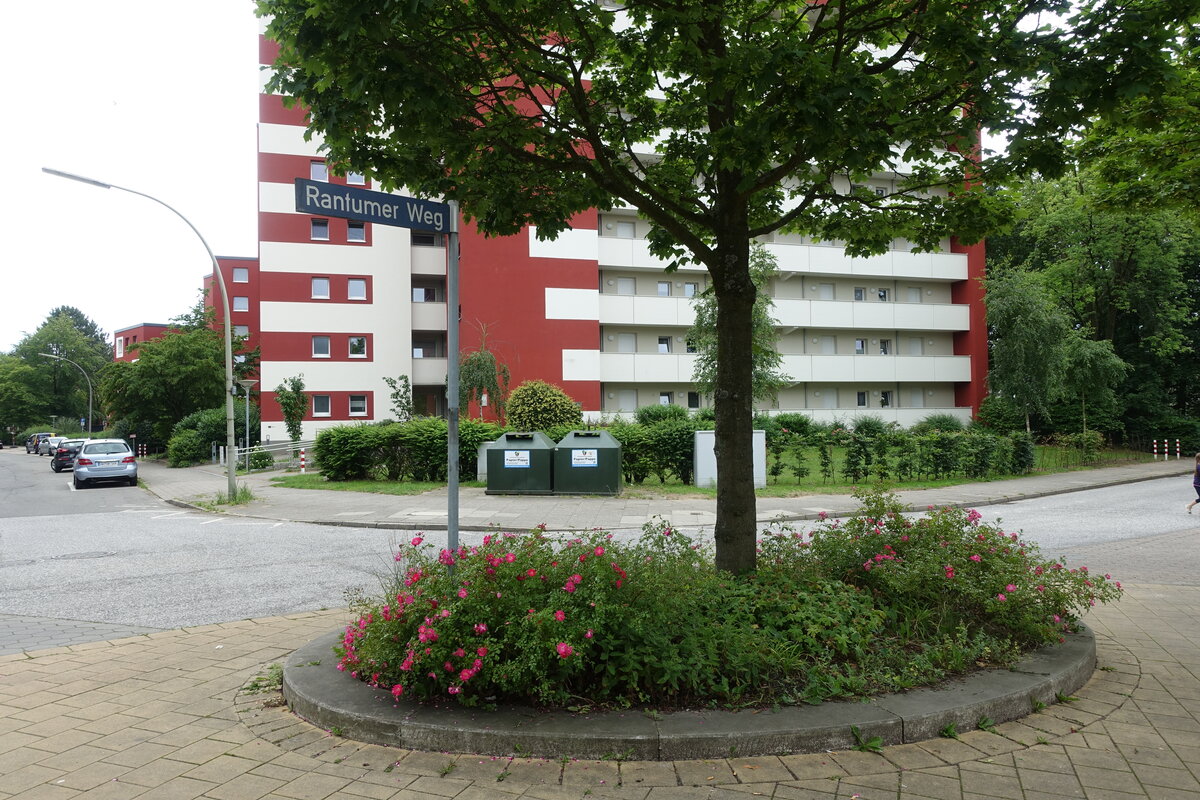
[[347, 278, 367, 301], [312, 395, 331, 417], [347, 220, 366, 242], [348, 336, 368, 359], [311, 277, 331, 300], [232, 296, 249, 313], [854, 338, 867, 355], [310, 161, 328, 182], [348, 394, 368, 416], [310, 218, 330, 241], [312, 335, 331, 358], [232, 267, 249, 283]]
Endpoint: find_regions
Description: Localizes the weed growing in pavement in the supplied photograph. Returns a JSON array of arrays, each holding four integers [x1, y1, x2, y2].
[[335, 488, 1121, 711], [242, 663, 283, 694], [199, 483, 255, 508]]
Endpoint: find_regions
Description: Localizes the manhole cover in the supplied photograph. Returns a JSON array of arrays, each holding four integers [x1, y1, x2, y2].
[[51, 552, 115, 560]]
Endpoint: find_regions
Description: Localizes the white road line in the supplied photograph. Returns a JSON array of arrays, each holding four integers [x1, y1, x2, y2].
[[199, 518, 226, 525]]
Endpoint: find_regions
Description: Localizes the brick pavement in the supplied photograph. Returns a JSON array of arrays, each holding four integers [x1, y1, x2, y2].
[[0, 583, 1197, 799]]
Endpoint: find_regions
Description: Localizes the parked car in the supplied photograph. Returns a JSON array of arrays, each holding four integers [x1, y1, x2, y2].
[[37, 436, 67, 456], [50, 439, 86, 472], [26, 432, 55, 453], [73, 439, 138, 488]]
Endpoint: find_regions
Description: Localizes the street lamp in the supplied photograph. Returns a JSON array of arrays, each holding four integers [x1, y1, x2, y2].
[[237, 379, 257, 472], [39, 353, 93, 437], [42, 167, 238, 499]]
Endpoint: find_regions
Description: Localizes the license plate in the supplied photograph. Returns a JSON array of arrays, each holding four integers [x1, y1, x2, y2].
[[99, 460, 117, 466]]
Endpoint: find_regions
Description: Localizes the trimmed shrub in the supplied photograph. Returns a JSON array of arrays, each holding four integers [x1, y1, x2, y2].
[[459, 419, 504, 481], [249, 450, 275, 470], [1010, 431, 1036, 473], [608, 420, 653, 484], [167, 429, 206, 467], [851, 414, 888, 438], [507, 380, 583, 432], [911, 413, 966, 435], [313, 425, 380, 481], [635, 404, 688, 425], [645, 418, 698, 484]]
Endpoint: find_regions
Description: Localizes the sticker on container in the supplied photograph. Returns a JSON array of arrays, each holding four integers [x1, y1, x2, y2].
[[504, 450, 531, 468], [571, 449, 599, 467]]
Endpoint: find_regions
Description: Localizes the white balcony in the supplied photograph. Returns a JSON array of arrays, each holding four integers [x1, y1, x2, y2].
[[597, 236, 967, 282], [781, 354, 972, 383], [598, 352, 699, 383], [598, 294, 697, 327], [412, 357, 447, 385], [411, 247, 447, 276], [411, 302, 447, 330], [776, 298, 970, 331]]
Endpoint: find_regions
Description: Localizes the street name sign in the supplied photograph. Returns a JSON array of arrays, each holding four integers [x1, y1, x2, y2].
[[294, 178, 450, 232]]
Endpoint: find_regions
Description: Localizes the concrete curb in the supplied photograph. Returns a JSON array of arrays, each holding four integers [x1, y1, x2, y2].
[[282, 625, 1094, 760]]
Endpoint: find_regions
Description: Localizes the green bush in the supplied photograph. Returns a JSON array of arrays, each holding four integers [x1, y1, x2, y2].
[[249, 450, 276, 470], [607, 420, 653, 484], [1010, 431, 1036, 473], [398, 417, 450, 481], [851, 414, 889, 438], [459, 419, 504, 480], [167, 429, 206, 467], [634, 404, 688, 425], [911, 413, 966, 435], [506, 380, 582, 431], [339, 489, 1121, 710], [772, 413, 813, 440], [645, 418, 698, 484], [313, 425, 380, 481], [959, 432, 995, 479]]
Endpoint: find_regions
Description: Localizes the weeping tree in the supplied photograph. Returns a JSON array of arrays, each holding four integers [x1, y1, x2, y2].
[[459, 324, 511, 423], [259, 0, 1191, 573]]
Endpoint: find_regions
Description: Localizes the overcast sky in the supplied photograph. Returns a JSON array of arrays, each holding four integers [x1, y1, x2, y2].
[[1, 0, 261, 353]]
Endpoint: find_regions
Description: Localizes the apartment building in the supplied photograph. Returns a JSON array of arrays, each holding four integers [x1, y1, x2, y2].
[[197, 31, 986, 443]]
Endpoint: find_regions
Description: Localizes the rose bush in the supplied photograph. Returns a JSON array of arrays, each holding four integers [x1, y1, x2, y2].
[[337, 489, 1120, 709]]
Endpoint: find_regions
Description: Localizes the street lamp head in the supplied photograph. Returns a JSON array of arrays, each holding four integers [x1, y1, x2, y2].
[[237, 379, 259, 390], [42, 167, 113, 190]]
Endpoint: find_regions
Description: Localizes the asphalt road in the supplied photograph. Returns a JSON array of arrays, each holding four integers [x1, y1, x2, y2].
[[2, 447, 1197, 654]]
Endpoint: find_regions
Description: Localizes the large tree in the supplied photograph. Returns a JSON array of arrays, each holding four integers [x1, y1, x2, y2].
[[259, 0, 1192, 573], [11, 308, 110, 431]]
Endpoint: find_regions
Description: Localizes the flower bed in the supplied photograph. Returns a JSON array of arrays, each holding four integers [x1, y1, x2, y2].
[[337, 489, 1120, 710]]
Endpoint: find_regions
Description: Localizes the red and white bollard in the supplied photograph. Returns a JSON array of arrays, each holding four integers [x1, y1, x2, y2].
[[1177, 439, 1181, 459], [300, 448, 306, 474], [1153, 439, 1159, 461]]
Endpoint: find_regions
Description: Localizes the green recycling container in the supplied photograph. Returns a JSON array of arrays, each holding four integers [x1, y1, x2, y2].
[[553, 430, 623, 495], [485, 432, 556, 495]]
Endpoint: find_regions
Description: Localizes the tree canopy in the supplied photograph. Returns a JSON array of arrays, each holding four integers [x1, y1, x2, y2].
[[259, 0, 1194, 573]]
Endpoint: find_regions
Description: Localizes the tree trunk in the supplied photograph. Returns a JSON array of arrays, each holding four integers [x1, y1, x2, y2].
[[711, 236, 758, 576]]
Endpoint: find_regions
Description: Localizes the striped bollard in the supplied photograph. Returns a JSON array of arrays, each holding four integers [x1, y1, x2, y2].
[[1177, 439, 1182, 459], [1153, 439, 1158, 461], [300, 448, 306, 474]]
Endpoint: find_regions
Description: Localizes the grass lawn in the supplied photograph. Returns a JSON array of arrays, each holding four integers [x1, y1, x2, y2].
[[270, 446, 1156, 497]]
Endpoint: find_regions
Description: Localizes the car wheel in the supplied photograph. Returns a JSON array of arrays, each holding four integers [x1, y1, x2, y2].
[[51, 464, 59, 473], [128, 477, 138, 487], [73, 476, 84, 490]]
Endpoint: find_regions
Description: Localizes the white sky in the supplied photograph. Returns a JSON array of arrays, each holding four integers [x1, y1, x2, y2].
[[1, 1, 261, 352]]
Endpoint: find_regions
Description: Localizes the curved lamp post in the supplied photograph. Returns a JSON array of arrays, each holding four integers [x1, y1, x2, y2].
[[237, 378, 257, 472], [42, 167, 238, 499], [39, 352, 93, 436]]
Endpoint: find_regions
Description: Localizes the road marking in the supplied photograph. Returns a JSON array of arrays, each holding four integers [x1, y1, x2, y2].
[[151, 512, 191, 519], [199, 518, 225, 525]]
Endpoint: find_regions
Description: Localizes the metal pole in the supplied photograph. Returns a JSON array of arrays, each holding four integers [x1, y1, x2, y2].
[[38, 353, 92, 437], [446, 201, 460, 556], [245, 390, 251, 472], [42, 167, 238, 499]]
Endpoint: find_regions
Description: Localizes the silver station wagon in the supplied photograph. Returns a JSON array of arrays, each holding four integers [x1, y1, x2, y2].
[[73, 439, 138, 489]]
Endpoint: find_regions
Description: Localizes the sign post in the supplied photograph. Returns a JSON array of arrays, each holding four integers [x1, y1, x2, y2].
[[295, 179, 459, 553]]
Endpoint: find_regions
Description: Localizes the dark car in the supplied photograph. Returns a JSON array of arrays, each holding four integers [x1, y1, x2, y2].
[[50, 439, 86, 472]]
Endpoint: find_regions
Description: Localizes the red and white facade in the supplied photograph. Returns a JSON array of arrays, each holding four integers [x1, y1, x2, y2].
[[113, 323, 171, 362], [196, 27, 988, 443]]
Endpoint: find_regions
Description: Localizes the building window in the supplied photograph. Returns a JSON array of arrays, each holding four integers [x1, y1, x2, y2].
[[685, 339, 697, 354], [234, 325, 250, 338], [346, 172, 365, 185], [617, 333, 636, 353], [311, 219, 329, 240], [348, 336, 367, 358], [412, 281, 443, 302], [687, 391, 700, 409], [413, 336, 441, 358], [312, 336, 331, 358], [818, 283, 834, 300], [411, 230, 445, 247], [658, 391, 673, 405], [879, 339, 892, 355], [657, 336, 672, 354], [310, 161, 328, 182], [311, 277, 330, 299], [232, 267, 249, 283], [348, 278, 367, 301], [854, 287, 866, 302], [349, 395, 368, 416], [115, 338, 124, 358], [683, 282, 699, 298], [877, 288, 890, 302], [657, 281, 671, 297], [857, 391, 868, 408], [348, 220, 366, 242], [907, 287, 923, 303], [313, 395, 331, 417], [616, 277, 636, 295], [854, 338, 867, 355], [233, 296, 249, 312], [615, 220, 635, 238], [881, 390, 893, 407]]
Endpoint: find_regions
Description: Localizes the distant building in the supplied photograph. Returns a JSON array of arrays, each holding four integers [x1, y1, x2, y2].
[[112, 323, 171, 362]]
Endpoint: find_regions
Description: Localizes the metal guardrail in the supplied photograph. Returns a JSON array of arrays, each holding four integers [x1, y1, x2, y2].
[[214, 439, 316, 472]]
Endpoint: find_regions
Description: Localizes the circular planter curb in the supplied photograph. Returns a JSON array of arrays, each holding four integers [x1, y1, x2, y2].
[[281, 625, 1095, 760]]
